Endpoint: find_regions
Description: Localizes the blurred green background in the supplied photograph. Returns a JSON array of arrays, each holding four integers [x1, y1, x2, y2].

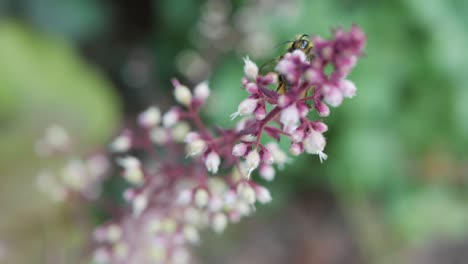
[[1, 0, 468, 263]]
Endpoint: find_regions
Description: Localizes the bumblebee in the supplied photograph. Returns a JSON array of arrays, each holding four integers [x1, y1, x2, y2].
[[261, 34, 315, 94]]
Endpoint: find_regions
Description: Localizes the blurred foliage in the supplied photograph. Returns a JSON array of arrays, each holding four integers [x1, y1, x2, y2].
[[0, 21, 119, 164], [0, 20, 119, 263]]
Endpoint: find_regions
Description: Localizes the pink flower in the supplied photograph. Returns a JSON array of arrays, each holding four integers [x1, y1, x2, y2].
[[230, 98, 258, 119], [37, 26, 366, 263]]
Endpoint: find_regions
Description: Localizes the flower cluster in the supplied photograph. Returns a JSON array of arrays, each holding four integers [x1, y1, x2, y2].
[[38, 26, 366, 264], [36, 125, 110, 201]]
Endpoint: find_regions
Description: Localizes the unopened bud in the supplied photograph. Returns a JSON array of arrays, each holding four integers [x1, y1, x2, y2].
[[106, 224, 122, 242], [315, 101, 330, 117], [243, 56, 258, 80], [339, 79, 357, 98], [194, 189, 209, 208], [110, 134, 131, 152], [245, 82, 258, 94], [303, 130, 328, 162], [323, 86, 344, 107], [194, 81, 210, 102], [237, 182, 256, 204], [186, 139, 207, 157], [212, 213, 228, 233], [232, 143, 247, 157], [289, 143, 303, 156], [259, 165, 275, 181], [172, 122, 190, 142], [245, 150, 260, 175], [262, 149, 274, 165], [162, 109, 179, 127], [312, 121, 328, 133], [230, 98, 258, 120], [174, 84, 192, 107], [183, 225, 200, 244], [255, 103, 266, 120], [280, 104, 300, 129], [138, 106, 161, 128], [255, 186, 272, 204], [117, 156, 144, 185]]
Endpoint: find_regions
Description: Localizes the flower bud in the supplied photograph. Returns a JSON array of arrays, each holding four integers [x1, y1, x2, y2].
[[303, 130, 328, 162], [315, 101, 330, 117], [243, 56, 258, 80], [291, 129, 305, 143], [61, 159, 86, 190], [255, 103, 266, 120], [280, 104, 300, 129], [162, 109, 179, 127], [324, 87, 344, 107], [184, 207, 202, 226], [106, 224, 122, 242], [321, 45, 334, 60], [293, 49, 307, 61], [263, 72, 278, 84], [212, 213, 228, 233], [174, 84, 192, 107], [305, 68, 322, 83], [289, 143, 303, 156], [193, 81, 210, 102], [303, 130, 326, 154], [138, 106, 161, 128], [113, 242, 128, 259], [205, 151, 221, 174], [275, 59, 295, 75], [93, 248, 110, 264], [184, 132, 200, 143], [150, 127, 170, 144], [232, 143, 247, 157], [230, 98, 258, 120], [194, 189, 209, 208], [339, 79, 357, 98], [117, 156, 144, 185], [123, 188, 136, 202], [245, 82, 258, 94], [183, 225, 200, 244], [255, 186, 272, 204], [236, 182, 256, 204], [236, 201, 252, 216], [208, 195, 224, 212], [261, 149, 274, 165], [277, 95, 291, 108], [259, 164, 275, 181], [110, 134, 131, 152], [245, 150, 260, 174], [265, 143, 289, 168], [186, 139, 207, 157], [172, 248, 189, 264], [172, 122, 190, 142], [311, 121, 328, 133], [297, 102, 309, 117], [162, 218, 177, 233], [223, 190, 237, 207]]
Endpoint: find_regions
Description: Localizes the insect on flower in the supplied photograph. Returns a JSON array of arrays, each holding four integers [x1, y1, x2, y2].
[[260, 34, 315, 94]]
